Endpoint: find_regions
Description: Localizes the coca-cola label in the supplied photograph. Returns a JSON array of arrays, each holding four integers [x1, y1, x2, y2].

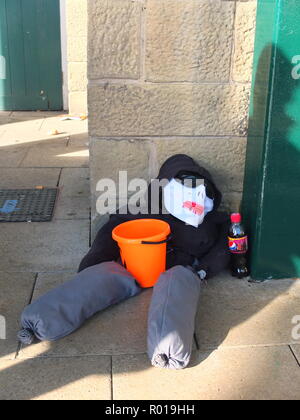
[[228, 236, 248, 254]]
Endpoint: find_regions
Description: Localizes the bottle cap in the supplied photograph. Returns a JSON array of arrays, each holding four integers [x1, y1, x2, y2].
[[231, 213, 242, 223]]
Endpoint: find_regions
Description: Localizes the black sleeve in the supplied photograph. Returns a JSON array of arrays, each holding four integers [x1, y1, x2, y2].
[[78, 216, 123, 272], [196, 213, 231, 279]]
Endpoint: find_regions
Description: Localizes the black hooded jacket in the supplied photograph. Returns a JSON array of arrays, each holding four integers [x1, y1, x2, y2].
[[79, 154, 230, 278]]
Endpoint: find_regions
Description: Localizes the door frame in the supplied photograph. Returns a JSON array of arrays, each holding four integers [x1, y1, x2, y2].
[[60, 0, 68, 111]]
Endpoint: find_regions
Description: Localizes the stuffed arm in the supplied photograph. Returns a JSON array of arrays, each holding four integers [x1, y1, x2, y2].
[[78, 215, 123, 272], [195, 213, 230, 279]]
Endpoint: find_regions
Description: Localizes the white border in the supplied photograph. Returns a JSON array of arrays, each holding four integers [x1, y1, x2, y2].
[[60, 0, 68, 111]]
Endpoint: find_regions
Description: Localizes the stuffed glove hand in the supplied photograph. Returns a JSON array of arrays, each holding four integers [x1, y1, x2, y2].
[[197, 269, 207, 280]]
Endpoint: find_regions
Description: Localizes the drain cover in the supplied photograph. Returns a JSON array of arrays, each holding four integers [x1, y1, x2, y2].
[[0, 189, 58, 222]]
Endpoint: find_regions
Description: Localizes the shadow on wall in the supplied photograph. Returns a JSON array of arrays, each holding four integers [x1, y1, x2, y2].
[[0, 44, 300, 400]]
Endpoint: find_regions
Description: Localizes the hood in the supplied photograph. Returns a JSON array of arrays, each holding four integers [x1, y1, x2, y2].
[[156, 154, 222, 210]]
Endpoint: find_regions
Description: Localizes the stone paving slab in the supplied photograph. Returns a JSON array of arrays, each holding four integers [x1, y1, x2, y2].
[[0, 113, 69, 148], [1, 136, 69, 149], [0, 127, 6, 138], [291, 345, 300, 364], [0, 220, 89, 272], [0, 117, 43, 130], [54, 195, 90, 220], [68, 134, 89, 148], [195, 274, 300, 350], [59, 168, 90, 197], [19, 272, 152, 359], [0, 147, 28, 168], [0, 113, 86, 142], [0, 272, 36, 359], [20, 145, 89, 168], [41, 117, 88, 137], [0, 168, 60, 189], [0, 118, 53, 148], [32, 271, 76, 298], [10, 112, 63, 120], [112, 346, 300, 400], [0, 356, 111, 400]]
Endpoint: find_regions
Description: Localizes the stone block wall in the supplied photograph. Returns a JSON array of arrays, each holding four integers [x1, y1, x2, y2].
[[66, 0, 88, 114], [88, 0, 257, 232]]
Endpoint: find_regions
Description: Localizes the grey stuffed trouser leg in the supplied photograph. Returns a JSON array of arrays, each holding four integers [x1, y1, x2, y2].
[[18, 262, 142, 344], [147, 265, 202, 369]]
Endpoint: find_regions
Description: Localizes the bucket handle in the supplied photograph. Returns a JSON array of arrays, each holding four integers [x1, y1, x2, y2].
[[141, 234, 172, 245]]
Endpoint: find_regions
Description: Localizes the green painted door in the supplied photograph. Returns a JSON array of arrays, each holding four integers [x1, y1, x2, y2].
[[242, 0, 300, 279], [0, 0, 62, 110]]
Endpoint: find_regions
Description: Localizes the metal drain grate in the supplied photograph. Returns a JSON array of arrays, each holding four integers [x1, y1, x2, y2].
[[0, 189, 58, 222]]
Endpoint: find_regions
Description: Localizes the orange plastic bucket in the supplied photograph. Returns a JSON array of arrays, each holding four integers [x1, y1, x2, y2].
[[112, 219, 171, 288]]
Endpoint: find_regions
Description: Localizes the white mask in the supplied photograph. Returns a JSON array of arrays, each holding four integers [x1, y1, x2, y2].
[[163, 178, 214, 228]]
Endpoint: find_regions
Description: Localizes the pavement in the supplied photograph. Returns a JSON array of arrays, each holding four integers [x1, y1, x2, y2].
[[0, 111, 300, 400]]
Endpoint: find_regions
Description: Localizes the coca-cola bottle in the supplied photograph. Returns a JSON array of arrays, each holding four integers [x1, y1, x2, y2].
[[228, 213, 249, 278]]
